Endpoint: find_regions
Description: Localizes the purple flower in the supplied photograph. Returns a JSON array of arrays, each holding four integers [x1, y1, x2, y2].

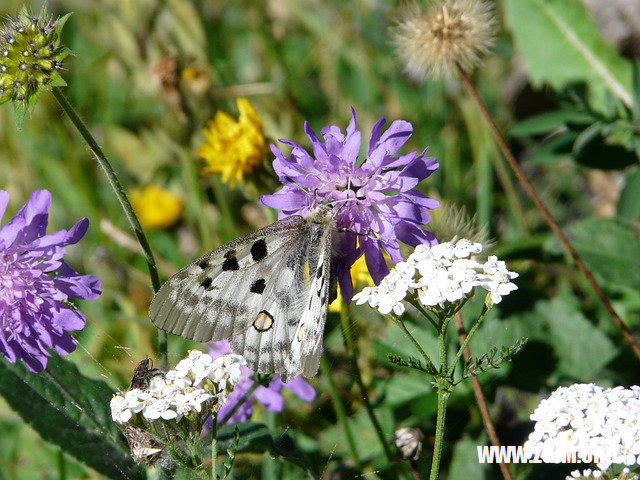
[[208, 340, 316, 424], [0, 190, 101, 372], [260, 108, 439, 301]]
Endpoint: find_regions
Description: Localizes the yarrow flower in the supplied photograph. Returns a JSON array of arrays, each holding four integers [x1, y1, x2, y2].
[[111, 350, 246, 466], [523, 384, 640, 470], [111, 350, 245, 425], [392, 0, 498, 80], [197, 97, 266, 188], [261, 108, 440, 301], [0, 190, 101, 372], [130, 185, 183, 230], [208, 340, 316, 424], [567, 468, 638, 480], [0, 5, 70, 108], [353, 238, 517, 314]]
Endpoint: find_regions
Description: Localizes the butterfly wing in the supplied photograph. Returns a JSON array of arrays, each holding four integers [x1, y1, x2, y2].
[[149, 213, 334, 380], [150, 215, 306, 343]]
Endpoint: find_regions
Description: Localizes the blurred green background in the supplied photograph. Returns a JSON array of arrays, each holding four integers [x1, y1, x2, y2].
[[1, 0, 639, 478]]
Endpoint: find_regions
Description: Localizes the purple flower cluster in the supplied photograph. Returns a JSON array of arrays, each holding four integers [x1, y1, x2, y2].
[[208, 340, 315, 424], [261, 108, 439, 301], [0, 190, 101, 372]]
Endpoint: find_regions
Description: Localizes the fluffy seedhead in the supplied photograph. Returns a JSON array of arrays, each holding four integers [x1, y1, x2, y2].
[[392, 0, 497, 80]]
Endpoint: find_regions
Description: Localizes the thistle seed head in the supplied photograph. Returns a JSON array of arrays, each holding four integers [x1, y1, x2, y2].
[[392, 0, 497, 80], [0, 4, 70, 106]]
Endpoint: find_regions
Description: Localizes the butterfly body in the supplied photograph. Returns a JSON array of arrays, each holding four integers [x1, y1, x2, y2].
[[150, 205, 337, 382]]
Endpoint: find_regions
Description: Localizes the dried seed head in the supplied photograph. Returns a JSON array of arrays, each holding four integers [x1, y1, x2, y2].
[[392, 0, 497, 80], [0, 4, 70, 108]]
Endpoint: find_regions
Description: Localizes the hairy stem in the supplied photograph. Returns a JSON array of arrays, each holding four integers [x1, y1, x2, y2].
[[429, 326, 449, 480], [454, 313, 513, 480], [448, 304, 489, 378], [51, 87, 167, 368], [391, 314, 436, 372], [211, 411, 218, 480], [456, 63, 640, 361], [340, 303, 394, 463]]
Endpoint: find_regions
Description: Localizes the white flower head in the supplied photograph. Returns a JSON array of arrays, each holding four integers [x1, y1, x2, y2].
[[525, 384, 640, 471], [209, 354, 247, 395], [354, 239, 518, 314]]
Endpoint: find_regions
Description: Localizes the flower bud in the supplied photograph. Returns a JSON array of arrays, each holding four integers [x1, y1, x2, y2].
[[394, 427, 424, 461], [0, 5, 70, 107]]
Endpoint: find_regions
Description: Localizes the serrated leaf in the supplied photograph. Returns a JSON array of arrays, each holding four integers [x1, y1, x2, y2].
[[503, 0, 633, 109], [13, 103, 27, 130], [535, 293, 615, 380], [0, 357, 144, 480]]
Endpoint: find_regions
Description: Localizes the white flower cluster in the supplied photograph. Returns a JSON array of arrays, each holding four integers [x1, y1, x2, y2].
[[567, 467, 638, 480], [111, 350, 246, 424], [524, 384, 640, 470], [353, 239, 518, 315]]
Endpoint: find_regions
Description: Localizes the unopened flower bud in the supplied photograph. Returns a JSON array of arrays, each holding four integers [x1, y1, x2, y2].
[[394, 427, 424, 461], [0, 4, 70, 107]]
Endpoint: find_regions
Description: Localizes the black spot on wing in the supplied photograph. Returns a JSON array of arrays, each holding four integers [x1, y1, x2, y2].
[[224, 250, 236, 259], [250, 278, 266, 294], [222, 256, 240, 271], [198, 260, 208, 269], [200, 277, 213, 290], [251, 239, 268, 262]]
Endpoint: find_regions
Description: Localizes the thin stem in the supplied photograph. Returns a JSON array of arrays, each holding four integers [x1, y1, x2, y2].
[[456, 63, 640, 361], [448, 304, 489, 378], [211, 410, 218, 480], [51, 87, 168, 368], [339, 302, 394, 463], [454, 313, 513, 480], [429, 329, 450, 480], [319, 356, 362, 470], [219, 380, 260, 425], [391, 314, 436, 372], [407, 297, 440, 330]]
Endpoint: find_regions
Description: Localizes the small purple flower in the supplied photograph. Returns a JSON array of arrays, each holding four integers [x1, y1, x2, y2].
[[0, 190, 101, 372], [208, 340, 315, 424], [260, 108, 439, 301]]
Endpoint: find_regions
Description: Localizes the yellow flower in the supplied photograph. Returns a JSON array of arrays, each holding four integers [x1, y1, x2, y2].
[[130, 186, 183, 230], [196, 98, 266, 188], [329, 254, 375, 313]]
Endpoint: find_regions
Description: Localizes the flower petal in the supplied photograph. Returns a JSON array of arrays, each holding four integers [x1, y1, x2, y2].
[[284, 377, 316, 402]]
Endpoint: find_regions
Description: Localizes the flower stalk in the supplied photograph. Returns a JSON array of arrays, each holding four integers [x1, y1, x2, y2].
[[455, 63, 640, 361], [51, 86, 168, 368]]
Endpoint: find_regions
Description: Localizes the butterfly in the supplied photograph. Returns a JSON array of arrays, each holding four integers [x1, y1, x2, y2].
[[149, 204, 338, 382]]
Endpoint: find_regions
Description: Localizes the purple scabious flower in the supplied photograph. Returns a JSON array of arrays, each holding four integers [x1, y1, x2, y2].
[[0, 190, 101, 372], [208, 340, 316, 424], [260, 108, 439, 301]]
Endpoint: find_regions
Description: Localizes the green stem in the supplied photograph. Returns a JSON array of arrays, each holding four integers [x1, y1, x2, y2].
[[429, 385, 449, 480], [211, 410, 218, 480], [57, 449, 66, 480], [407, 297, 439, 330], [319, 356, 362, 471], [339, 303, 394, 463], [261, 412, 278, 480], [429, 322, 450, 480], [51, 87, 167, 369], [447, 305, 490, 378], [219, 380, 261, 425], [391, 314, 436, 372]]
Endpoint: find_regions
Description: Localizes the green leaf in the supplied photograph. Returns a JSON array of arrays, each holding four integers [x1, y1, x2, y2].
[[503, 0, 633, 108], [573, 123, 639, 169], [568, 218, 640, 291], [448, 434, 488, 480], [510, 109, 590, 137], [0, 357, 145, 480], [619, 167, 640, 221], [535, 292, 616, 380]]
